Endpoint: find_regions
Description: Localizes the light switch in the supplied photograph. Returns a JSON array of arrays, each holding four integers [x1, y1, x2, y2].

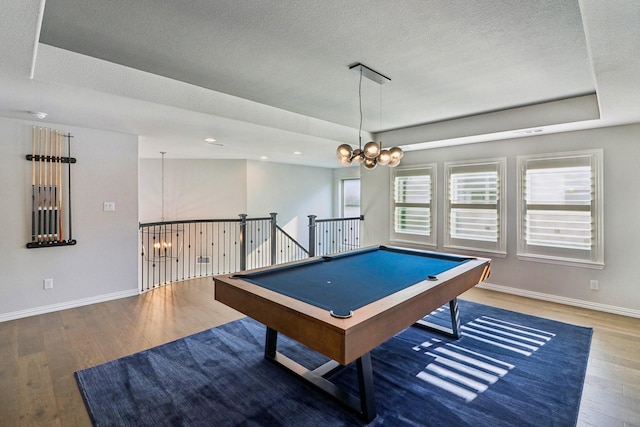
[[103, 202, 116, 212]]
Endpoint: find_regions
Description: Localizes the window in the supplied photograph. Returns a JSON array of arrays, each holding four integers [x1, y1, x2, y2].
[[517, 150, 603, 268], [391, 165, 436, 245], [445, 159, 506, 254], [341, 179, 360, 217]]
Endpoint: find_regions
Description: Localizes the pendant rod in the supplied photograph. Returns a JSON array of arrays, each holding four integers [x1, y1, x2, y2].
[[160, 151, 166, 222]]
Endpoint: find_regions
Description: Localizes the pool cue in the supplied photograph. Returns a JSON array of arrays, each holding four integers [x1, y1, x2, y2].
[[43, 128, 48, 242], [47, 128, 54, 241], [31, 127, 36, 242], [42, 128, 50, 242], [49, 129, 58, 241], [52, 130, 57, 241], [44, 129, 51, 242], [67, 133, 73, 242], [38, 127, 43, 242], [57, 130, 63, 242]]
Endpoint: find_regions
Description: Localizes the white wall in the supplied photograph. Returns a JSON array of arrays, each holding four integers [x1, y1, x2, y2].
[[361, 123, 640, 315], [6, 111, 636, 318], [360, 165, 392, 248], [0, 116, 139, 320], [138, 159, 247, 222], [246, 161, 334, 247], [138, 158, 334, 249]]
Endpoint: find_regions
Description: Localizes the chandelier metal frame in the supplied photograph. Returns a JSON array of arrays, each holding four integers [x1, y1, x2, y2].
[[336, 63, 403, 169]]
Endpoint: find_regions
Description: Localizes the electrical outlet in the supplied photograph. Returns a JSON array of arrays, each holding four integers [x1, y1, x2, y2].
[[43, 278, 54, 290], [589, 280, 599, 291]]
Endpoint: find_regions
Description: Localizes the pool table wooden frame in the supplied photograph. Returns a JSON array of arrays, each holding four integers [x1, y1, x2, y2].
[[213, 246, 491, 421]]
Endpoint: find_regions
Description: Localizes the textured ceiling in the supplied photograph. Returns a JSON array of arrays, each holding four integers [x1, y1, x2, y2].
[[39, 0, 594, 132], [0, 0, 638, 167]]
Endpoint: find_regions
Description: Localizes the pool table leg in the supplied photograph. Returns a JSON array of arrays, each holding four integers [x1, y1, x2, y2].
[[356, 352, 377, 422], [265, 325, 278, 358], [414, 297, 462, 339], [450, 298, 461, 338], [263, 326, 377, 422]]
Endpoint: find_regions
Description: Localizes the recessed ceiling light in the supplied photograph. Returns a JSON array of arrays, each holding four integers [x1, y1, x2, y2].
[[260, 156, 268, 160], [204, 137, 223, 147], [30, 111, 47, 120], [293, 151, 302, 155]]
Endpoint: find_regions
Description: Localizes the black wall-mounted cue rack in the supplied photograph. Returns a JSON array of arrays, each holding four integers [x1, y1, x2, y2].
[[25, 127, 77, 249], [26, 154, 76, 163]]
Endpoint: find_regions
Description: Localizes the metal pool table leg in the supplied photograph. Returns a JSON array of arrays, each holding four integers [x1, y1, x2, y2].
[[414, 297, 462, 339], [263, 326, 377, 422], [265, 325, 278, 358], [356, 352, 376, 422]]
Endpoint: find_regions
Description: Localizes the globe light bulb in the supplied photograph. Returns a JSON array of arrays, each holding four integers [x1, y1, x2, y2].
[[351, 148, 365, 164], [336, 144, 353, 159], [363, 141, 380, 159], [389, 147, 404, 160], [338, 156, 353, 166], [377, 149, 391, 165], [388, 157, 400, 167], [363, 157, 377, 170]]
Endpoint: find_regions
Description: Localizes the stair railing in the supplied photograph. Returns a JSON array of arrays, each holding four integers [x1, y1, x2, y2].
[[307, 215, 364, 257], [139, 213, 363, 291]]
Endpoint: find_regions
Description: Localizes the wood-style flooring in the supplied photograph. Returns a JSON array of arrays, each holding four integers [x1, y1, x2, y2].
[[1, 278, 638, 426]]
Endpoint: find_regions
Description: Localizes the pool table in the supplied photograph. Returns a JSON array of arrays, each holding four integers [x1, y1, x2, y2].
[[213, 245, 491, 421]]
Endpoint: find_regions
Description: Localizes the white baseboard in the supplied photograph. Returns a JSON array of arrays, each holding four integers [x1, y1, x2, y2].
[[477, 282, 640, 319], [3, 282, 638, 322], [0, 288, 140, 323]]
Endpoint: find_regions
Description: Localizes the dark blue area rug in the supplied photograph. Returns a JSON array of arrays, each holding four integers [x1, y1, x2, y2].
[[75, 300, 592, 426]]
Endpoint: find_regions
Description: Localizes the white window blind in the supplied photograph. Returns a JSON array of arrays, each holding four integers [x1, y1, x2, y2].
[[450, 171, 499, 242], [524, 166, 592, 250], [391, 166, 436, 245], [518, 150, 603, 267], [445, 159, 506, 254], [394, 175, 431, 235]]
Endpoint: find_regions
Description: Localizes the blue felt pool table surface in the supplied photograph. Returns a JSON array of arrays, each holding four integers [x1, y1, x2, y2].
[[232, 246, 472, 317]]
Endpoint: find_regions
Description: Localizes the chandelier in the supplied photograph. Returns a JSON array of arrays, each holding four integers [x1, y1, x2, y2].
[[336, 63, 403, 169], [142, 151, 183, 263]]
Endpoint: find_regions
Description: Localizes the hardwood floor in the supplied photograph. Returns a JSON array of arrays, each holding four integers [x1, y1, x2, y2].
[[1, 279, 638, 426], [0, 278, 243, 426]]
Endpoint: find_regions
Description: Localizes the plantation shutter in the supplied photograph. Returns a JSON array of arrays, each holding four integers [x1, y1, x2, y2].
[[523, 159, 593, 250], [391, 166, 435, 244], [517, 150, 604, 267], [449, 170, 499, 242], [394, 174, 431, 235], [445, 159, 505, 254]]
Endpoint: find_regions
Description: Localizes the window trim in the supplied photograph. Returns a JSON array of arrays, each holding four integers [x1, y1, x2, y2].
[[444, 158, 507, 255], [389, 164, 437, 247], [516, 149, 604, 269]]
